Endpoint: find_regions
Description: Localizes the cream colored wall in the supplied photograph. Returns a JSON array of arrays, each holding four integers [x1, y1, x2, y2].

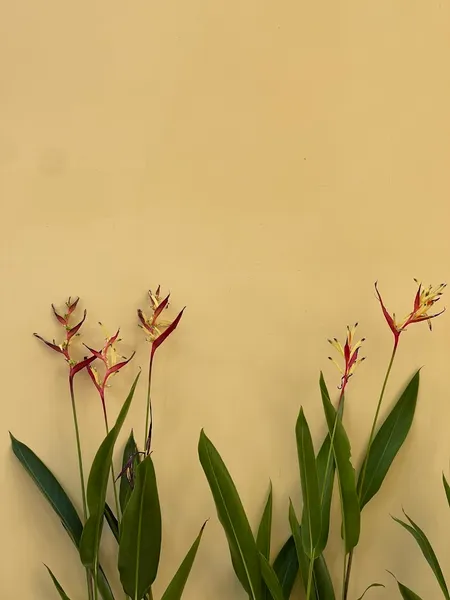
[[1, 1, 450, 598]]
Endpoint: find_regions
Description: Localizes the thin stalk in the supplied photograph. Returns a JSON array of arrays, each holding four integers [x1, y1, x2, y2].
[[305, 557, 314, 600], [93, 563, 99, 600], [143, 351, 154, 454], [101, 391, 121, 525], [341, 554, 348, 600], [342, 343, 398, 600], [320, 389, 345, 508], [69, 378, 94, 600]]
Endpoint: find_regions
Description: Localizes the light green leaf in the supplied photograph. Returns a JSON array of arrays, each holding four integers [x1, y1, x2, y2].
[[45, 566, 71, 600], [160, 522, 206, 600], [272, 536, 298, 600], [118, 455, 161, 599], [358, 371, 420, 509], [356, 583, 384, 599], [296, 408, 321, 558], [119, 429, 140, 513], [320, 373, 360, 552], [388, 572, 423, 600], [259, 553, 285, 600], [80, 373, 140, 570], [393, 511, 450, 600], [443, 474, 450, 508], [198, 430, 262, 600], [10, 433, 114, 600]]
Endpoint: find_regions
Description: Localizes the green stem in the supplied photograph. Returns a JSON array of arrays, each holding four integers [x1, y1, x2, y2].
[[343, 343, 398, 600], [69, 378, 94, 600], [341, 554, 348, 600], [143, 351, 154, 454], [305, 557, 314, 600]]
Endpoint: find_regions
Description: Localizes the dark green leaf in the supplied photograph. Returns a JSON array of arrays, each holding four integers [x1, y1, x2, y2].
[[160, 522, 206, 600], [198, 430, 262, 600], [118, 455, 161, 599], [80, 373, 140, 570], [356, 583, 384, 599], [104, 503, 119, 542], [288, 502, 315, 599], [257, 483, 273, 559], [259, 553, 285, 600], [313, 554, 335, 600], [45, 566, 71, 600], [296, 408, 321, 558], [388, 572, 423, 600], [320, 373, 360, 552], [119, 429, 140, 513], [358, 371, 420, 509], [272, 536, 298, 600], [443, 474, 450, 508], [393, 511, 449, 600]]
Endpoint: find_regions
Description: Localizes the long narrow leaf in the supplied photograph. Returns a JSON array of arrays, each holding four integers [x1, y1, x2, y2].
[[388, 572, 423, 600], [288, 502, 315, 600], [320, 373, 360, 552], [272, 536, 298, 600], [257, 483, 273, 559], [356, 583, 384, 599], [119, 430, 140, 513], [118, 455, 161, 599], [45, 566, 71, 600], [358, 371, 420, 509], [313, 554, 335, 600], [393, 512, 450, 600], [160, 522, 206, 600], [259, 553, 285, 600], [10, 434, 114, 600], [80, 373, 140, 570], [296, 408, 321, 558], [198, 430, 262, 600], [443, 474, 450, 508], [104, 503, 119, 542]]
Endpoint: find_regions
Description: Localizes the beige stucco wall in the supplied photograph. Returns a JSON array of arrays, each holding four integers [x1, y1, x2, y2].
[[2, 1, 450, 598]]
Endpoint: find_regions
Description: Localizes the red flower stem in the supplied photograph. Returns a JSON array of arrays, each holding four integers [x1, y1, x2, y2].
[[342, 342, 398, 600], [101, 389, 121, 525], [144, 351, 155, 454], [69, 378, 94, 600]]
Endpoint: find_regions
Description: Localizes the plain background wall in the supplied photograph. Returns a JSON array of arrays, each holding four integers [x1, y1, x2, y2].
[[1, 1, 450, 598]]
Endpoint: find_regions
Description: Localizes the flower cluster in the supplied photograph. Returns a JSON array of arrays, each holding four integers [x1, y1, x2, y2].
[[328, 323, 366, 394], [138, 287, 185, 356]]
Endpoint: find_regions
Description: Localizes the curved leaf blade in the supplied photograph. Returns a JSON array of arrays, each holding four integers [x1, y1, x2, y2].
[[198, 430, 262, 600], [259, 553, 285, 600], [104, 503, 119, 542], [160, 522, 206, 600], [118, 455, 161, 599], [272, 536, 298, 600], [119, 430, 140, 513], [443, 474, 450, 508], [296, 408, 321, 558], [358, 371, 420, 509], [356, 583, 384, 600], [80, 373, 140, 569], [320, 373, 360, 552], [45, 566, 72, 600], [257, 483, 273, 560], [388, 572, 423, 600], [393, 512, 450, 600]]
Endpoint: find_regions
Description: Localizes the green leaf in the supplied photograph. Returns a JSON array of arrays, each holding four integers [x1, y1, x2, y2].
[[104, 503, 119, 542], [45, 566, 71, 600], [160, 522, 206, 600], [393, 511, 450, 600], [118, 455, 162, 599], [356, 583, 385, 599], [443, 474, 450, 508], [259, 553, 285, 600], [313, 554, 335, 600], [296, 408, 321, 558], [388, 572, 423, 600], [10, 434, 115, 600], [80, 373, 140, 570], [257, 483, 273, 559], [272, 536, 298, 600], [119, 429, 140, 513], [288, 502, 315, 600], [198, 430, 262, 600], [320, 373, 360, 552], [358, 371, 420, 509]]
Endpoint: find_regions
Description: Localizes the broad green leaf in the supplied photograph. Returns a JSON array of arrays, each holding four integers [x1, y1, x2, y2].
[[9, 433, 114, 600], [358, 371, 420, 509], [45, 566, 71, 600], [356, 583, 384, 599], [393, 511, 450, 600], [388, 572, 423, 600], [320, 373, 360, 552], [104, 503, 119, 542], [119, 429, 140, 513], [272, 536, 298, 600], [198, 430, 262, 600], [443, 474, 450, 508], [296, 408, 321, 558], [313, 554, 335, 600], [118, 455, 161, 599], [80, 373, 140, 570], [160, 522, 206, 600], [259, 553, 285, 600]]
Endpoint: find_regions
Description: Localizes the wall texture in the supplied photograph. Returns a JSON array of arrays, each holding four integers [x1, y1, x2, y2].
[[1, 1, 450, 598]]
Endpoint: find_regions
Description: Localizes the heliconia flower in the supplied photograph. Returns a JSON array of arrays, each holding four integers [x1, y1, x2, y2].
[[328, 323, 366, 392], [138, 287, 185, 356], [375, 280, 446, 347]]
